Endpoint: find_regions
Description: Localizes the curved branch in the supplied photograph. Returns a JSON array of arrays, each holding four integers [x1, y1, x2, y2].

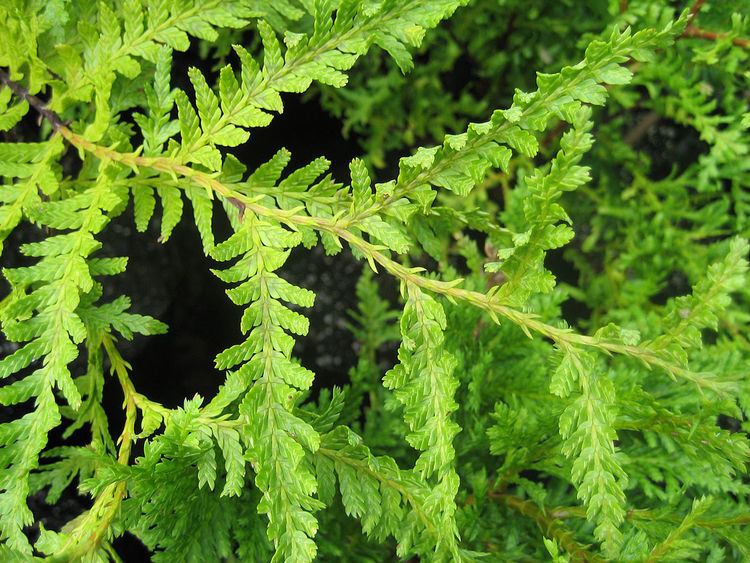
[[30, 125, 721, 394], [45, 336, 138, 562]]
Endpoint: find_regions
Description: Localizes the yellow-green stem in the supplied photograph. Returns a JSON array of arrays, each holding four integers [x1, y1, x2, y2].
[[45, 335, 138, 562], [56, 126, 721, 394]]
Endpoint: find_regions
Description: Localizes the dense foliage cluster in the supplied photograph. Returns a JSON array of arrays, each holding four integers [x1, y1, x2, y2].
[[0, 0, 749, 561]]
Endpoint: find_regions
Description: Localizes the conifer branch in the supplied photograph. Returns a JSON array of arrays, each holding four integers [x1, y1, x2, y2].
[[324, 229, 729, 393], [4, 19, 705, 397], [1, 4, 747, 560], [45, 336, 137, 562], [36, 125, 723, 393]]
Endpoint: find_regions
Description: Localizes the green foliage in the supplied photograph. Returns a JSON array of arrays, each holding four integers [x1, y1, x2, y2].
[[1, 1, 749, 561], [212, 213, 323, 562], [553, 346, 627, 556], [384, 285, 462, 559]]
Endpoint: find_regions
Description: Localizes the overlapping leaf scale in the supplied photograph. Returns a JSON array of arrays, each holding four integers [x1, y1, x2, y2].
[[211, 213, 322, 562], [383, 285, 462, 560]]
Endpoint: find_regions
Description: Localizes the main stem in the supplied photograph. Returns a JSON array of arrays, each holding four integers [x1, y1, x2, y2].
[[1, 48, 721, 396]]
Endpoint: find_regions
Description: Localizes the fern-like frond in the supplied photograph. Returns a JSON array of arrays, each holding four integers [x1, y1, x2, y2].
[[486, 109, 594, 307], [52, 0, 258, 140], [384, 284, 462, 560], [318, 425, 478, 560], [169, 0, 467, 170], [0, 167, 123, 553], [211, 212, 323, 561], [551, 347, 627, 557], [375, 21, 681, 218], [647, 237, 749, 365], [0, 162, 166, 553]]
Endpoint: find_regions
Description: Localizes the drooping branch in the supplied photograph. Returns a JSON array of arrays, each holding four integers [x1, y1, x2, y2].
[[1, 25, 727, 396], [45, 336, 138, 562], [6, 117, 718, 394]]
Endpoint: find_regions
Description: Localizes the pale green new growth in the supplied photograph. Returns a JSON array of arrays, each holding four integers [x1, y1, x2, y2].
[[0, 1, 748, 561], [212, 213, 322, 562], [552, 347, 627, 556], [384, 285, 462, 560]]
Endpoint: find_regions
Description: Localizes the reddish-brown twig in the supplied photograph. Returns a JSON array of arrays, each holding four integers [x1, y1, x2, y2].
[[683, 26, 750, 48]]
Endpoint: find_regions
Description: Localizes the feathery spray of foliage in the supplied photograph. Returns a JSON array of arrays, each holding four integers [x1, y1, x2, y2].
[[1, 0, 749, 560]]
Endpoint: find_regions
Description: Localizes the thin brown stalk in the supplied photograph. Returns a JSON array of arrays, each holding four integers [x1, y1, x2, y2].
[[489, 492, 604, 562], [683, 26, 750, 48]]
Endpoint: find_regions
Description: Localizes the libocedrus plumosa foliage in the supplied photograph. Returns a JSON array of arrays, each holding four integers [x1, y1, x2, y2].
[[0, 0, 748, 561]]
